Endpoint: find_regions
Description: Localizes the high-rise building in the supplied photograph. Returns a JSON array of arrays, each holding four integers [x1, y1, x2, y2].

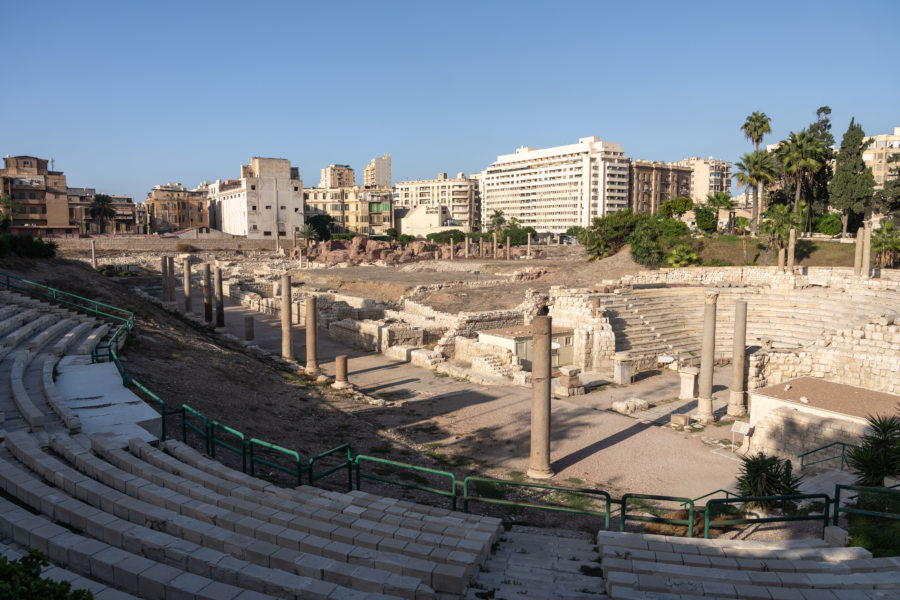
[[669, 157, 732, 203], [207, 157, 304, 239], [319, 164, 355, 189], [303, 187, 392, 236], [480, 137, 629, 233], [629, 161, 692, 214], [0, 155, 76, 236], [144, 183, 210, 233], [863, 127, 900, 189], [394, 172, 479, 232], [363, 154, 391, 188]]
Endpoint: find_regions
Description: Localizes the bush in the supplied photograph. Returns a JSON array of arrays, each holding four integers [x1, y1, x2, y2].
[[694, 206, 717, 233], [332, 233, 359, 241], [846, 414, 900, 487], [660, 197, 693, 219], [628, 219, 664, 267], [736, 452, 803, 509], [174, 242, 197, 252], [0, 234, 57, 259], [816, 213, 844, 236], [667, 244, 700, 267], [0, 549, 93, 599], [396, 234, 415, 243], [425, 230, 466, 245]]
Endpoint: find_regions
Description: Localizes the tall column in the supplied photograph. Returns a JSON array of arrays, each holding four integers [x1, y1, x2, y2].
[[777, 248, 786, 272], [203, 264, 212, 323], [183, 260, 192, 313], [506, 236, 511, 260], [853, 227, 864, 276], [527, 232, 531, 258], [281, 274, 293, 360], [787, 228, 796, 272], [527, 316, 553, 479], [492, 232, 497, 259], [465, 239, 469, 259], [333, 355, 350, 389], [727, 300, 748, 417], [697, 290, 719, 423], [244, 315, 254, 341], [91, 240, 97, 269], [479, 239, 484, 258], [214, 267, 225, 327], [160, 256, 169, 301], [169, 256, 177, 303], [862, 224, 872, 279], [449, 238, 454, 261], [305, 296, 319, 374]]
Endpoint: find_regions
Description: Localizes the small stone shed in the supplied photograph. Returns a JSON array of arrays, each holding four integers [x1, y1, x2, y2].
[[478, 325, 574, 371]]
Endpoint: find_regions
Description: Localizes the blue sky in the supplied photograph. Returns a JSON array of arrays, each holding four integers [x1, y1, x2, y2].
[[2, 0, 898, 201]]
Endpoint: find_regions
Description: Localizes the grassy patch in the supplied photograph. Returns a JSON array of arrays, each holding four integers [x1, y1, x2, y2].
[[507, 471, 526, 483]]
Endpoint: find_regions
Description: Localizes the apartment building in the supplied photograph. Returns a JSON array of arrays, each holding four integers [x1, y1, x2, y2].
[[207, 157, 304, 239], [668, 157, 732, 203], [319, 164, 355, 188], [304, 187, 392, 236], [0, 155, 76, 236], [629, 161, 692, 214], [68, 187, 140, 234], [363, 154, 391, 188], [863, 126, 900, 188], [480, 137, 629, 233], [394, 172, 479, 232], [144, 182, 210, 233]]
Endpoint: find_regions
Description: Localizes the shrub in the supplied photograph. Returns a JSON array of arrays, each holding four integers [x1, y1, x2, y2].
[[703, 258, 734, 267], [816, 213, 843, 236], [660, 197, 693, 219], [425, 230, 466, 245], [846, 414, 900, 488], [396, 234, 415, 243], [0, 549, 93, 599], [736, 452, 803, 509], [628, 219, 664, 267], [174, 242, 197, 252], [332, 233, 359, 240], [694, 206, 717, 233], [0, 234, 58, 258], [667, 244, 700, 267]]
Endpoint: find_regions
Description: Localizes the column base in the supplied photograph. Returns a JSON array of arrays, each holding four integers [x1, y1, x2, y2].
[[305, 366, 320, 376], [696, 397, 716, 424], [331, 381, 352, 390], [727, 391, 747, 417], [527, 468, 553, 480]]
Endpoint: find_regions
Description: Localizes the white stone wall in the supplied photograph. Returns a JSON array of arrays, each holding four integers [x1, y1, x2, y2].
[[548, 288, 616, 371]]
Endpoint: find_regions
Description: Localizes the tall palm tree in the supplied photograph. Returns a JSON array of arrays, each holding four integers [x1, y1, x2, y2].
[[89, 194, 116, 234], [734, 151, 777, 234], [779, 131, 826, 213], [741, 111, 772, 151], [759, 203, 801, 252], [706, 192, 735, 231]]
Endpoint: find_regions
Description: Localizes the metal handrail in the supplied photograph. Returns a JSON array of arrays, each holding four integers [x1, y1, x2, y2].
[[621, 493, 695, 537], [309, 444, 353, 491], [463, 477, 612, 530], [182, 404, 210, 455], [704, 494, 831, 539], [355, 455, 457, 510], [799, 441, 856, 471], [209, 421, 247, 473], [834, 484, 900, 525], [681, 488, 738, 508], [248, 438, 306, 486], [1, 271, 134, 323]]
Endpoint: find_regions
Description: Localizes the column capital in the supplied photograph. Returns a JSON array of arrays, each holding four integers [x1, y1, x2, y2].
[[704, 290, 720, 304]]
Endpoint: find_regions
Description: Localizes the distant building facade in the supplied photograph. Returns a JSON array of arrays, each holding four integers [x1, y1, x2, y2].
[[394, 172, 479, 232], [67, 187, 140, 234], [144, 182, 210, 233], [363, 154, 391, 188], [669, 157, 732, 203], [863, 127, 900, 188], [207, 157, 304, 239], [629, 161, 692, 214], [480, 137, 629, 234], [0, 155, 76, 237], [319, 164, 355, 189], [304, 187, 392, 236], [397, 204, 463, 238]]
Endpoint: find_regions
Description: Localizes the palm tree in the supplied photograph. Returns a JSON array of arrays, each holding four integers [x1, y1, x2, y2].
[[872, 222, 900, 268], [489, 209, 506, 232], [89, 194, 116, 234], [779, 131, 827, 213], [759, 203, 801, 252], [734, 151, 778, 234], [298, 224, 318, 248], [706, 192, 735, 231], [741, 111, 772, 151]]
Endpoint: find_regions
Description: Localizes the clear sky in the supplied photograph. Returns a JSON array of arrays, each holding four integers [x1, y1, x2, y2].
[[3, 0, 898, 201]]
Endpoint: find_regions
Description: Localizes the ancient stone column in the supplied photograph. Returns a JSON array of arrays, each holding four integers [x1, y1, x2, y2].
[[183, 259, 192, 313], [168, 256, 177, 303], [214, 267, 225, 328], [244, 315, 254, 341], [479, 239, 484, 258], [862, 225, 872, 279], [854, 227, 865, 276], [527, 232, 532, 258], [160, 256, 169, 301], [492, 232, 497, 259], [728, 300, 748, 417], [679, 367, 699, 400], [281, 274, 293, 360], [203, 263, 212, 323], [612, 352, 633, 385], [465, 239, 469, 259], [333, 355, 351, 389], [697, 290, 719, 423], [449, 238, 454, 261], [787, 228, 796, 272], [527, 315, 553, 479], [91, 240, 97, 269], [777, 248, 786, 272], [506, 236, 511, 260], [305, 296, 319, 374], [592, 297, 602, 316]]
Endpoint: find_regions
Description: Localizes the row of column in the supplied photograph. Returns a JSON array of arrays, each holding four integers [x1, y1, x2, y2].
[[446, 232, 533, 260], [160, 257, 224, 327]]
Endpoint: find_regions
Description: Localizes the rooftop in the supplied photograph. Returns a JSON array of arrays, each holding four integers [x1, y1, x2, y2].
[[752, 377, 900, 420]]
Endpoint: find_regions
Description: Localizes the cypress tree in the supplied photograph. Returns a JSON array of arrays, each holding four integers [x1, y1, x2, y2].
[[829, 118, 875, 237]]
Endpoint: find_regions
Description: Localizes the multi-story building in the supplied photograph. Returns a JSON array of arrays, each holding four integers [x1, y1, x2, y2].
[[207, 157, 304, 239], [863, 126, 900, 188], [319, 164, 355, 189], [67, 187, 140, 234], [304, 187, 392, 236], [0, 155, 76, 236], [363, 154, 391, 188], [628, 161, 692, 214], [480, 137, 629, 233], [394, 172, 479, 232], [669, 157, 732, 203], [144, 182, 210, 233]]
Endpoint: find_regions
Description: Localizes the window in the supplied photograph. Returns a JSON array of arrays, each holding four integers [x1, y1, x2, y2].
[[294, 207, 299, 212], [263, 231, 272, 236], [265, 205, 271, 210], [280, 205, 285, 210], [251, 185, 256, 190], [293, 187, 299, 192], [251, 205, 257, 211]]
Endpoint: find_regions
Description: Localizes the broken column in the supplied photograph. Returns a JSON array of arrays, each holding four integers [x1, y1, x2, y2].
[[527, 232, 532, 258], [492, 232, 498, 259], [854, 226, 864, 276], [553, 365, 584, 396], [728, 300, 748, 417], [678, 367, 699, 400], [697, 290, 719, 423], [202, 263, 212, 323], [214, 267, 225, 328], [183, 259, 192, 313], [449, 238, 454, 261], [777, 248, 786, 272], [613, 352, 633, 385], [332, 355, 351, 390], [91, 240, 97, 269], [479, 239, 484, 258], [244, 315, 254, 341], [167, 256, 176, 303], [592, 297, 602, 316], [281, 274, 293, 361], [862, 224, 872, 279], [305, 296, 319, 374], [527, 315, 553, 479], [465, 239, 469, 259], [506, 236, 511, 260], [787, 228, 796, 272], [160, 256, 169, 301]]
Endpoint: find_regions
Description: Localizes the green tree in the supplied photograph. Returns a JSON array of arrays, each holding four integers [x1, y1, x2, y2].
[[694, 206, 717, 233], [384, 227, 398, 240], [489, 209, 506, 232], [872, 221, 900, 268], [306, 214, 333, 241], [89, 194, 116, 234], [759, 203, 801, 252], [741, 111, 772, 152], [628, 219, 664, 267], [829, 118, 876, 237], [297, 223, 318, 247], [659, 197, 693, 219], [872, 154, 900, 219], [706, 192, 735, 229], [734, 151, 778, 234], [803, 107, 836, 234], [0, 549, 92, 599], [779, 130, 827, 213]]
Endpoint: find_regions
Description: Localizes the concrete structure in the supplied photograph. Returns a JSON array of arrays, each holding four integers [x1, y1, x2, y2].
[[728, 301, 748, 417], [1, 155, 76, 237], [144, 183, 210, 233], [862, 126, 900, 188], [363, 154, 391, 188], [281, 275, 293, 360], [397, 204, 463, 238], [669, 157, 732, 203], [304, 186, 392, 235], [696, 290, 718, 423], [207, 157, 304, 239], [628, 160, 691, 214], [394, 172, 479, 231], [306, 296, 319, 374], [527, 316, 553, 479], [480, 137, 630, 234], [319, 164, 355, 189], [478, 325, 573, 370]]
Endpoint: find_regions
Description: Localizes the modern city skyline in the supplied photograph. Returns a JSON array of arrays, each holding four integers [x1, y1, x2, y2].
[[2, 0, 898, 203]]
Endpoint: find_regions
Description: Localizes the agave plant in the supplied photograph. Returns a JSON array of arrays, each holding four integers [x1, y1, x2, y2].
[[846, 414, 900, 488], [736, 452, 803, 509]]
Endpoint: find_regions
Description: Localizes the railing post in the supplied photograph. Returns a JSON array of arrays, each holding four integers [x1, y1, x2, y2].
[[823, 498, 831, 538], [355, 458, 361, 491], [241, 440, 248, 473], [833, 485, 841, 526], [619, 496, 627, 532], [687, 502, 694, 538], [248, 443, 255, 477], [346, 447, 353, 492]]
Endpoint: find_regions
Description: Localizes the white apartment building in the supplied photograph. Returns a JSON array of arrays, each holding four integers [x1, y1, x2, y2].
[[207, 157, 304, 239], [319, 164, 355, 188], [394, 172, 479, 232], [480, 137, 629, 233], [363, 154, 391, 188], [669, 157, 732, 202], [863, 126, 900, 188]]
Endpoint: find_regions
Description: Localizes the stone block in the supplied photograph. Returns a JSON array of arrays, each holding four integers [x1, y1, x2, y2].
[[611, 398, 649, 415], [670, 414, 691, 427]]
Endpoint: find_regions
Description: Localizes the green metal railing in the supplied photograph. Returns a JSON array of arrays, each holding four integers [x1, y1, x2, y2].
[[209, 421, 247, 473], [621, 493, 695, 537], [462, 477, 612, 529], [309, 444, 353, 491], [833, 485, 900, 525], [799, 441, 856, 471], [182, 405, 210, 455], [704, 494, 831, 539], [682, 488, 738, 508], [355, 455, 457, 510], [248, 438, 306, 486]]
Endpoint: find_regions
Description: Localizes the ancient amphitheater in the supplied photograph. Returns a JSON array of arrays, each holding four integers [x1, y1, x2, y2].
[[1, 240, 899, 599]]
